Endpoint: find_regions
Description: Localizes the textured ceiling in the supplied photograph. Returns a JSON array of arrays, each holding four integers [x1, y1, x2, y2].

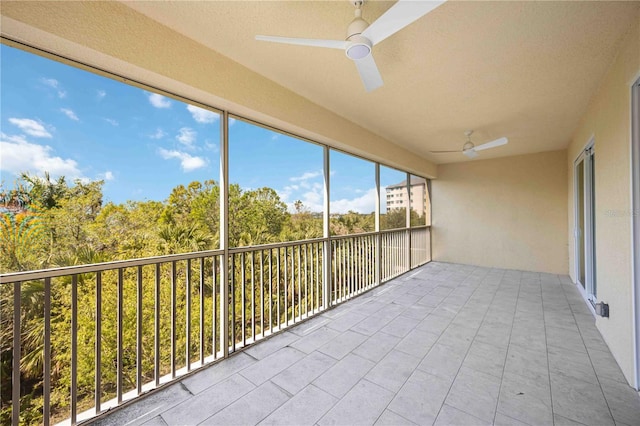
[[124, 0, 639, 164]]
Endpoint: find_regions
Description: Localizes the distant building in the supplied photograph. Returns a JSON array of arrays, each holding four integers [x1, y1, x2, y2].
[[385, 177, 427, 216]]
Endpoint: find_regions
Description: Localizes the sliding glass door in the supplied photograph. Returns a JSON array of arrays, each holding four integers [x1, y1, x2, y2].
[[575, 144, 596, 303]]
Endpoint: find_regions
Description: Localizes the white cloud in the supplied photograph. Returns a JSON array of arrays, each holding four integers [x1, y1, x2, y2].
[[0, 133, 82, 179], [104, 118, 119, 126], [8, 118, 52, 138], [60, 108, 79, 121], [204, 141, 219, 152], [290, 171, 321, 182], [229, 117, 236, 126], [149, 128, 166, 139], [97, 90, 106, 100], [102, 171, 115, 181], [158, 148, 206, 172], [331, 188, 377, 214], [176, 127, 196, 148], [186, 105, 219, 124], [41, 78, 66, 98], [148, 93, 171, 108]]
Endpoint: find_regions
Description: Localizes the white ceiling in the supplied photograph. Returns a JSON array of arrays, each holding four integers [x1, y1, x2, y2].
[[123, 0, 639, 164]]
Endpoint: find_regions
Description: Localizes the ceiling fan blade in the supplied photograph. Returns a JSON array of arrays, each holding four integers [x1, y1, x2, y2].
[[474, 137, 508, 151], [255, 35, 347, 50], [463, 149, 478, 159], [362, 0, 446, 46], [354, 54, 384, 92], [430, 150, 460, 153]]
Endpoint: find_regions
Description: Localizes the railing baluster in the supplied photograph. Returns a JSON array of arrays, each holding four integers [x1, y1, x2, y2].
[[231, 254, 236, 352], [291, 246, 302, 322], [276, 249, 280, 329], [200, 258, 205, 366], [213, 257, 218, 359], [269, 249, 273, 335], [260, 251, 264, 338], [316, 243, 320, 312], [251, 251, 255, 342], [186, 259, 191, 371], [297, 245, 301, 322], [337, 241, 341, 302], [284, 247, 289, 326], [154, 264, 160, 386], [350, 238, 355, 296], [309, 244, 314, 315], [12, 281, 20, 426], [241, 252, 246, 347], [171, 261, 176, 378], [94, 273, 101, 414], [116, 269, 123, 404], [304, 244, 308, 318], [137, 265, 143, 393]]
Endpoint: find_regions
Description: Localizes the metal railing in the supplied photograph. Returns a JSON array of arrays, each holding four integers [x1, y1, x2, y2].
[[1, 226, 430, 425]]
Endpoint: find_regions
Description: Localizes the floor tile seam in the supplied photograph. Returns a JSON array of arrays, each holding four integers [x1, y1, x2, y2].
[[275, 383, 341, 426], [556, 277, 617, 424], [318, 378, 394, 426], [440, 400, 500, 425], [312, 352, 377, 400], [166, 375, 257, 425], [491, 273, 524, 426], [539, 275, 559, 425], [495, 410, 536, 426], [195, 379, 291, 426], [429, 268, 507, 424], [375, 406, 418, 425]]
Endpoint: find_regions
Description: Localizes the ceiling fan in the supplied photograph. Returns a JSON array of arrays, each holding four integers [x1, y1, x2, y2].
[[255, 0, 446, 92], [431, 130, 509, 159]]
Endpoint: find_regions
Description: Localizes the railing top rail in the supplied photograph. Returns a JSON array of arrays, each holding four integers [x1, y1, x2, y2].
[[0, 249, 225, 284], [380, 225, 430, 234], [329, 231, 378, 241], [1, 227, 430, 284], [228, 237, 325, 254]]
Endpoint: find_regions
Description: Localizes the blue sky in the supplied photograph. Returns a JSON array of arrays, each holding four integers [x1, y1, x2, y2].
[[0, 44, 407, 213]]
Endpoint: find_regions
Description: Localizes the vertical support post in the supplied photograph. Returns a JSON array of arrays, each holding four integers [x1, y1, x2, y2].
[[322, 146, 331, 310], [154, 264, 160, 386], [136, 266, 143, 393], [44, 278, 51, 425], [116, 269, 123, 403], [12, 281, 20, 426], [220, 110, 230, 358], [72, 275, 78, 423], [95, 273, 101, 414]]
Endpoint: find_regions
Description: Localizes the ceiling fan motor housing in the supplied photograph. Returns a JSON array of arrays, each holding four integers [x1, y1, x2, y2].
[[346, 9, 371, 60]]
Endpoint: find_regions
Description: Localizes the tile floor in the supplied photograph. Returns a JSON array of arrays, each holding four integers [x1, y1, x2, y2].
[[91, 262, 640, 426]]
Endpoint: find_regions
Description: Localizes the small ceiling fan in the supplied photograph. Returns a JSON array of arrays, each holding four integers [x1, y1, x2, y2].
[[431, 130, 509, 159], [255, 0, 446, 92]]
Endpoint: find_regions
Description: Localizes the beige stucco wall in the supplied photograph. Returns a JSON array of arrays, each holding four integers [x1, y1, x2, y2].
[[432, 150, 568, 275], [567, 13, 640, 385], [0, 1, 436, 179]]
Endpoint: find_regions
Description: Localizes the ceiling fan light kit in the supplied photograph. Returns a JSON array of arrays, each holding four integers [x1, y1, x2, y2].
[[255, 0, 446, 92]]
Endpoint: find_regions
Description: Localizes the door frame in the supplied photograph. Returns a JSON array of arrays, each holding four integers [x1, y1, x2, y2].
[[631, 77, 639, 390], [574, 138, 597, 307]]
